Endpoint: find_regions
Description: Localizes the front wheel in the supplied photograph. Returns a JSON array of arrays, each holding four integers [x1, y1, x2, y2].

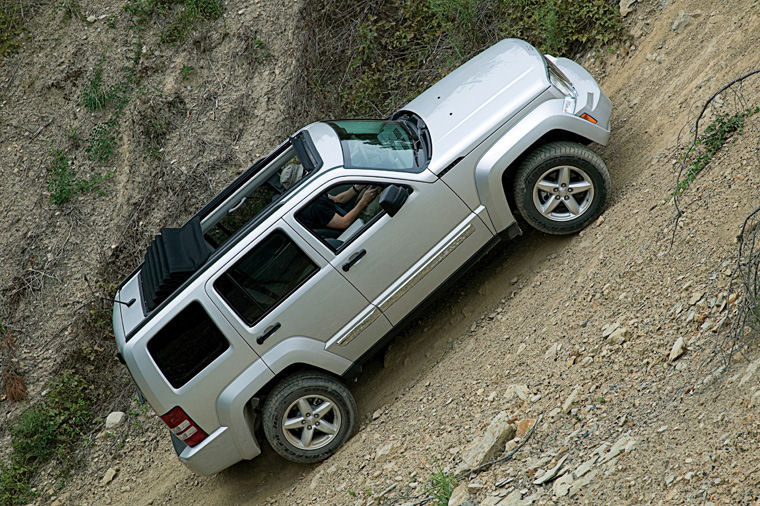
[[262, 371, 357, 463], [513, 141, 610, 235]]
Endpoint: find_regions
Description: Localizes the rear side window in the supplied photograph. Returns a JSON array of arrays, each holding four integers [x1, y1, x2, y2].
[[215, 230, 318, 325], [147, 302, 229, 389]]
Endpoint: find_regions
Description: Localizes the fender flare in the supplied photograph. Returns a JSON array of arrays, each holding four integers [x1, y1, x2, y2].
[[474, 99, 610, 232]]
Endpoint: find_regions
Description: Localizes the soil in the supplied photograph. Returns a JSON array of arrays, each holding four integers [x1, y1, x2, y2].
[[2, 0, 760, 504]]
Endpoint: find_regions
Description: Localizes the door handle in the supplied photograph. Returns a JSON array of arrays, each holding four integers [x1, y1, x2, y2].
[[342, 249, 367, 272], [256, 322, 281, 345]]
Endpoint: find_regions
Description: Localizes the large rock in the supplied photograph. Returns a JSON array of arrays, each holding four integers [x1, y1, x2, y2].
[[563, 386, 580, 413], [671, 11, 693, 32], [447, 483, 470, 506], [669, 337, 686, 362], [750, 390, 760, 408], [497, 490, 537, 505], [600, 436, 635, 463], [506, 384, 529, 401], [533, 454, 568, 485], [739, 357, 760, 386], [100, 467, 118, 485], [553, 473, 573, 497], [607, 327, 630, 346], [105, 411, 127, 429], [375, 440, 401, 462], [515, 419, 536, 438], [569, 469, 598, 496], [619, 0, 637, 17], [457, 412, 516, 472]]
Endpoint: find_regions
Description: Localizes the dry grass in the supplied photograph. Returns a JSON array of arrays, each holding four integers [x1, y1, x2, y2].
[[2, 369, 27, 402]]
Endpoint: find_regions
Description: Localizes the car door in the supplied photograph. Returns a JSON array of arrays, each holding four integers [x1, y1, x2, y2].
[[285, 172, 494, 330], [204, 222, 392, 369]]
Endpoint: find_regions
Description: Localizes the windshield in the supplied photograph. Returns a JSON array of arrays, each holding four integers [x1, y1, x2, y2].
[[327, 120, 423, 172]]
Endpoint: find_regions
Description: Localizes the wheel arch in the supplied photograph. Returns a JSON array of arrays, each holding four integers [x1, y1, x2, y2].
[[251, 362, 348, 406], [474, 94, 608, 233], [215, 339, 355, 461], [500, 129, 594, 211]]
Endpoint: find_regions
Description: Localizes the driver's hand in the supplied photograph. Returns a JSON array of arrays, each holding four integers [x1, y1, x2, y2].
[[360, 187, 380, 204]]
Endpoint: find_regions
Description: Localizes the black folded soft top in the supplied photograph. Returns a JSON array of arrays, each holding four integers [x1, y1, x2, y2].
[[141, 216, 213, 311]]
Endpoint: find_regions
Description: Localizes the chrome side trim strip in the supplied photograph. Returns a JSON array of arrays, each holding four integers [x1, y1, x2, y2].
[[378, 223, 475, 313], [336, 308, 382, 346]]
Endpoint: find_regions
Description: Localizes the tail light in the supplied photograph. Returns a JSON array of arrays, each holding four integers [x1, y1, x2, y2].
[[160, 406, 207, 447]]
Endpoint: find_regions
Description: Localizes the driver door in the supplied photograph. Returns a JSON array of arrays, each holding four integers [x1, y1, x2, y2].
[[286, 173, 494, 358]]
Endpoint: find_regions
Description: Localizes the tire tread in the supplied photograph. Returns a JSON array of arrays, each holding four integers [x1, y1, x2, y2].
[[262, 371, 357, 464]]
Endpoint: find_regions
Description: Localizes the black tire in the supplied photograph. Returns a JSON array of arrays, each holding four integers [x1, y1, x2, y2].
[[513, 141, 610, 235], [262, 371, 357, 463]]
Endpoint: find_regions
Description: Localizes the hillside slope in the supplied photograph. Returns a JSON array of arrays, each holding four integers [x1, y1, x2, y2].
[[3, 0, 760, 504], [0, 0, 306, 500]]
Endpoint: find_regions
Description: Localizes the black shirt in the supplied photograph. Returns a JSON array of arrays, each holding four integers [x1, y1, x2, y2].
[[297, 195, 337, 229]]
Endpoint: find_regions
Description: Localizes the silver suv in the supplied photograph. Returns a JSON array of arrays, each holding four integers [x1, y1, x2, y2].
[[113, 38, 611, 474]]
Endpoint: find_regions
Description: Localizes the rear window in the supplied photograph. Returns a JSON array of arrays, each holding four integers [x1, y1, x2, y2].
[[147, 302, 229, 389]]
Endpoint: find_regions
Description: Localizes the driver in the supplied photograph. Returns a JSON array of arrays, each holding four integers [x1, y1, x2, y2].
[[280, 166, 381, 232], [299, 185, 380, 231]]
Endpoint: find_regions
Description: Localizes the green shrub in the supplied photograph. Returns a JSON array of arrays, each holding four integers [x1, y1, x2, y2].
[[81, 64, 111, 111], [86, 122, 117, 162], [46, 149, 111, 204], [0, 1, 23, 60], [303, 0, 622, 117], [46, 150, 77, 204], [0, 372, 93, 505], [145, 115, 170, 158], [427, 469, 457, 505], [675, 106, 760, 196], [124, 0, 222, 44], [58, 0, 84, 21], [0, 462, 36, 506], [180, 64, 194, 79]]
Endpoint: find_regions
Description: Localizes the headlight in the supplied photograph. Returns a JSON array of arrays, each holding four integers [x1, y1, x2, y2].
[[544, 57, 576, 97], [544, 56, 576, 113]]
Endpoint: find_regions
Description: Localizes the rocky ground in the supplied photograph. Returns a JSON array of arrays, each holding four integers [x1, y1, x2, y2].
[[3, 0, 760, 504]]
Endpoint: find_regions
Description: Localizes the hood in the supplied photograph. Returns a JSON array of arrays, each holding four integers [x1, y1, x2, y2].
[[400, 39, 549, 173]]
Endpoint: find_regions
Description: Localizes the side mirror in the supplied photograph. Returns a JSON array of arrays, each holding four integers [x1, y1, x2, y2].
[[379, 185, 409, 217]]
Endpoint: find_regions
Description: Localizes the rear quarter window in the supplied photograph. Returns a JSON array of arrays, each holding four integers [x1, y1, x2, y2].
[[147, 302, 229, 389]]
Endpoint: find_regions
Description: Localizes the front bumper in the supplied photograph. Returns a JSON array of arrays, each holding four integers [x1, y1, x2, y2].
[[550, 55, 612, 139]]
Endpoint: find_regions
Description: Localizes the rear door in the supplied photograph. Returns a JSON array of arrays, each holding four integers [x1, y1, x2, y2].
[[204, 222, 392, 368]]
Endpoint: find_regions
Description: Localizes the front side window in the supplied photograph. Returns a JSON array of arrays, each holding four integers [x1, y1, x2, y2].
[[147, 302, 229, 389], [214, 230, 318, 325], [296, 182, 387, 252], [327, 120, 423, 172]]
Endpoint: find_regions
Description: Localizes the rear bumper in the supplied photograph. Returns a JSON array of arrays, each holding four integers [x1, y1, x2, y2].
[[174, 424, 261, 475]]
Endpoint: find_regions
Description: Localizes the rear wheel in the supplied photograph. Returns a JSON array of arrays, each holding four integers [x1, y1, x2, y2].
[[513, 141, 610, 235], [262, 371, 357, 463]]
